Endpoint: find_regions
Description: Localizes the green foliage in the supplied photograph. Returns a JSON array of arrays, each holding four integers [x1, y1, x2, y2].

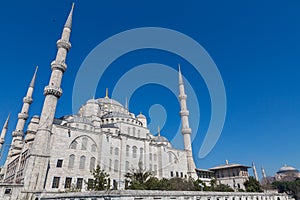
[[244, 176, 263, 192], [272, 178, 300, 200], [211, 183, 234, 192], [85, 165, 110, 191], [125, 161, 153, 190], [193, 179, 210, 191]]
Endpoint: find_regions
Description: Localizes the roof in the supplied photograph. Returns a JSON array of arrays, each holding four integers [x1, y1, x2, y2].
[[196, 168, 214, 173], [277, 164, 299, 174], [209, 163, 251, 171], [97, 97, 123, 107]]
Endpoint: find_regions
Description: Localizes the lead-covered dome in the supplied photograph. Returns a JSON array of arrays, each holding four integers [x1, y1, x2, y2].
[[277, 164, 299, 174]]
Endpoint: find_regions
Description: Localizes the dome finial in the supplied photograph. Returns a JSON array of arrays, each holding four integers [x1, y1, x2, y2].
[[125, 97, 128, 110], [157, 126, 161, 137], [105, 88, 109, 99]]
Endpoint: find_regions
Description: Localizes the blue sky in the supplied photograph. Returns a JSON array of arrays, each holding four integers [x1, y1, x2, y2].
[[0, 0, 300, 179]]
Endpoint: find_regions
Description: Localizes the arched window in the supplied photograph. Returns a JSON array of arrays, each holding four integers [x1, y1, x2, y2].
[[149, 153, 152, 161], [169, 153, 172, 163], [154, 165, 157, 175], [79, 155, 86, 169], [126, 145, 130, 157], [91, 144, 97, 152], [110, 147, 113, 154], [68, 154, 75, 168], [114, 159, 119, 172], [137, 130, 141, 138], [125, 161, 129, 172], [90, 157, 96, 171], [132, 146, 137, 158], [115, 147, 119, 156], [139, 147, 144, 159], [109, 159, 112, 172], [70, 141, 77, 149], [133, 127, 136, 137], [153, 154, 157, 161], [81, 137, 87, 150], [127, 127, 130, 135]]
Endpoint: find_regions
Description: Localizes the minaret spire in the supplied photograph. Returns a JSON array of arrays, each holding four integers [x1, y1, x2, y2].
[[23, 4, 74, 192], [30, 66, 38, 87], [261, 166, 267, 180], [252, 161, 259, 181], [64, 2, 74, 29], [178, 64, 196, 178], [9, 67, 38, 157], [0, 114, 10, 151]]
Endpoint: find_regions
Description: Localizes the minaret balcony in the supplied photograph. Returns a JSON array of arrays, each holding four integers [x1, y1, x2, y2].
[[56, 39, 71, 51], [181, 128, 192, 135], [18, 113, 29, 120], [180, 110, 189, 116], [23, 97, 33, 104], [51, 60, 67, 72], [12, 130, 24, 137], [44, 85, 63, 98], [178, 94, 187, 100]]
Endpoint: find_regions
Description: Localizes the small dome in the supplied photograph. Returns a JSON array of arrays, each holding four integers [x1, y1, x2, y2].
[[155, 136, 169, 143], [137, 113, 146, 119], [277, 164, 299, 174]]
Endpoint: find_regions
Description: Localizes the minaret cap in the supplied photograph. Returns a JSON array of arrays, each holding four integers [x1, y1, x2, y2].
[[0, 113, 10, 141], [178, 64, 183, 84], [64, 3, 75, 29], [30, 66, 38, 88]]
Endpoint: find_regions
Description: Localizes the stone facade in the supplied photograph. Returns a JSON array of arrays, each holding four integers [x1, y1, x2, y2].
[[39, 190, 291, 200], [0, 4, 198, 199]]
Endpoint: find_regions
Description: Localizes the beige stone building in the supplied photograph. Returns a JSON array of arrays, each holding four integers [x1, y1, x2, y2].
[[0, 4, 198, 199], [196, 160, 251, 191]]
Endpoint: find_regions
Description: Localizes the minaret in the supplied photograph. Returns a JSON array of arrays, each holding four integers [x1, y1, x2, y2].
[[9, 67, 38, 157], [261, 166, 267, 180], [23, 4, 74, 192], [252, 161, 259, 181], [178, 64, 196, 177], [0, 114, 10, 152]]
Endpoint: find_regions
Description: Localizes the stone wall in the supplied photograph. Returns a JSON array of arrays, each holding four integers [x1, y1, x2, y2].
[[0, 183, 23, 200], [39, 190, 291, 200]]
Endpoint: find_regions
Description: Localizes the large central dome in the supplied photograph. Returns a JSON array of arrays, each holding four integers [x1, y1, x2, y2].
[[96, 97, 123, 107]]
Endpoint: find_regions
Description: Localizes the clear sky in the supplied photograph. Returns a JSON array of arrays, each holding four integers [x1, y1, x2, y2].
[[0, 0, 299, 179]]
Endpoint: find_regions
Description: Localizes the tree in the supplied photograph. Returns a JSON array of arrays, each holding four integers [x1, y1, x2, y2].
[[125, 161, 153, 190], [193, 179, 210, 191], [272, 179, 300, 200], [211, 183, 234, 192], [144, 177, 161, 190], [244, 176, 263, 192], [85, 165, 110, 191]]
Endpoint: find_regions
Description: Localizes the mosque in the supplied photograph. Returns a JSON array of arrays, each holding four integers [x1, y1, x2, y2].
[[275, 164, 300, 181], [0, 3, 197, 199]]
